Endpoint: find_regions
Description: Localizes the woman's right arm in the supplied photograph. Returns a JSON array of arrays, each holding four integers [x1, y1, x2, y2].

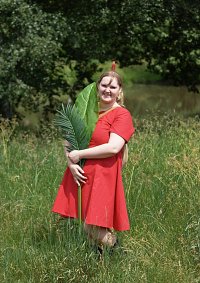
[[64, 140, 87, 186]]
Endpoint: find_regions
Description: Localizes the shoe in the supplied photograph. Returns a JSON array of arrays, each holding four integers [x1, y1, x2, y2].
[[93, 244, 104, 261], [109, 239, 120, 256], [98, 245, 104, 260]]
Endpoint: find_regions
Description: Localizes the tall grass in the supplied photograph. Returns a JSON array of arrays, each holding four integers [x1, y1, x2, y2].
[[0, 116, 200, 282]]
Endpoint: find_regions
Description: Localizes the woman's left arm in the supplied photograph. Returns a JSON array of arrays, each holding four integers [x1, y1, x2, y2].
[[68, 133, 125, 163]]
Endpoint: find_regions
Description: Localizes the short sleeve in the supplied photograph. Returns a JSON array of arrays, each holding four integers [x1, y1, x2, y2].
[[110, 108, 135, 142]]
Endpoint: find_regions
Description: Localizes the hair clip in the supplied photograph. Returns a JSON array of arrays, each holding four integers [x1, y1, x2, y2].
[[111, 61, 116, 71]]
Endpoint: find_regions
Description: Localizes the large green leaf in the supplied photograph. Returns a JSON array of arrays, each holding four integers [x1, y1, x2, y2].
[[54, 82, 99, 168], [74, 82, 99, 139]]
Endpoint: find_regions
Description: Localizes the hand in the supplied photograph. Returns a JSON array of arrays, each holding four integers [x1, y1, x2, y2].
[[68, 163, 87, 186], [68, 150, 80, 163]]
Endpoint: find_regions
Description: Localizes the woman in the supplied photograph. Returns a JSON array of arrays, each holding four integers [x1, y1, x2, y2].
[[52, 71, 135, 254]]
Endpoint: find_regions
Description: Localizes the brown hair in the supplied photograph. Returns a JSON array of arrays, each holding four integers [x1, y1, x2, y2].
[[97, 71, 124, 106]]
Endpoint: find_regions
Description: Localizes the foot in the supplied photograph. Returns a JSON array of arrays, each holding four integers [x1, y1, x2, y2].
[[109, 239, 121, 256], [97, 244, 104, 260]]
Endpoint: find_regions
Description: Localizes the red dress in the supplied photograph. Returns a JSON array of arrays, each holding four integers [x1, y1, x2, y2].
[[52, 107, 135, 231]]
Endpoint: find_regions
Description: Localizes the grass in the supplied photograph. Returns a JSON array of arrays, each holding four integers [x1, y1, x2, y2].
[[0, 116, 200, 283]]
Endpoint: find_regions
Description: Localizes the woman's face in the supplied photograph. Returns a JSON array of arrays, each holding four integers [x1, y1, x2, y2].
[[98, 76, 121, 105]]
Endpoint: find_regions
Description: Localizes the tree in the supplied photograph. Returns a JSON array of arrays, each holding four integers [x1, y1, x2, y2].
[[140, 0, 200, 92], [36, 0, 199, 92], [0, 0, 67, 117], [1, 0, 199, 118]]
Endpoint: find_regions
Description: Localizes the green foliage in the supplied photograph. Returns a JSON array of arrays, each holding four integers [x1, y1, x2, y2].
[[75, 82, 99, 138], [54, 82, 98, 170], [54, 81, 98, 151], [42, 0, 199, 92], [54, 104, 89, 155], [1, 0, 199, 118], [0, 0, 67, 114], [0, 115, 200, 282], [53, 60, 101, 102], [140, 1, 200, 92]]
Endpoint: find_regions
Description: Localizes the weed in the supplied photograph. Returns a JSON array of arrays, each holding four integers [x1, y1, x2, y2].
[[0, 115, 200, 282]]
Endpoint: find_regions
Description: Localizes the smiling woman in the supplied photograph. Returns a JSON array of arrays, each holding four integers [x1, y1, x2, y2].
[[52, 70, 135, 258], [97, 71, 124, 111]]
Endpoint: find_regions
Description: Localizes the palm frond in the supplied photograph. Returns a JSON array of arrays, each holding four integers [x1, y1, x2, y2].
[[54, 104, 90, 154]]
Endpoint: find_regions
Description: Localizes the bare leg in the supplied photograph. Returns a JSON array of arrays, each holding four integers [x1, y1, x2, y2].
[[84, 223, 117, 247]]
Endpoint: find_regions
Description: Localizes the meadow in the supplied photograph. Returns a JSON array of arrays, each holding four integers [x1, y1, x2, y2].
[[0, 115, 200, 283]]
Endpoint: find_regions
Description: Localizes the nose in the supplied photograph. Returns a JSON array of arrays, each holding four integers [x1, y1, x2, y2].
[[105, 86, 110, 92]]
